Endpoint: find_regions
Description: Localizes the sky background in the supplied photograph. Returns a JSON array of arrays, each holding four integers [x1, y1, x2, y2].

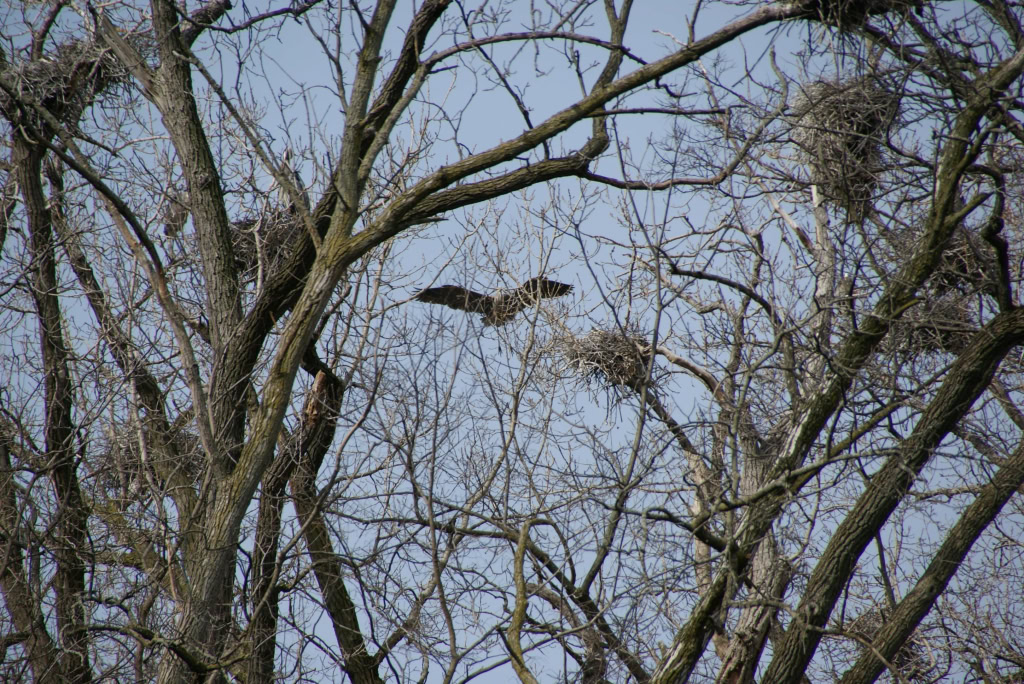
[[1, 0, 1013, 680]]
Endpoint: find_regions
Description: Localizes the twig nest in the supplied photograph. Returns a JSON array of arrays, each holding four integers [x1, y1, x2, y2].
[[844, 607, 933, 682], [888, 295, 978, 355], [791, 0, 923, 29], [99, 424, 203, 500], [0, 39, 136, 124], [559, 328, 655, 393], [932, 228, 1000, 298], [231, 208, 306, 282], [791, 76, 900, 218]]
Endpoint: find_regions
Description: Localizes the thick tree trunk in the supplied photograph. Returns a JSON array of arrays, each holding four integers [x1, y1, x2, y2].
[[18, 140, 92, 683], [839, 424, 1024, 683], [763, 307, 1024, 683]]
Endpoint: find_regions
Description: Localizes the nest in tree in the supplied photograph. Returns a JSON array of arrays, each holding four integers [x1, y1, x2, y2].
[[0, 38, 138, 124], [231, 208, 306, 283], [791, 77, 900, 218], [98, 424, 203, 501], [559, 328, 656, 393], [888, 295, 978, 355], [931, 228, 1000, 298], [845, 607, 933, 682], [792, 0, 923, 29]]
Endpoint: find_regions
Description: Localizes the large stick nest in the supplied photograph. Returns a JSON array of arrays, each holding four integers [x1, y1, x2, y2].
[[790, 0, 923, 29], [887, 295, 979, 355], [559, 328, 658, 393], [931, 228, 1001, 298], [0, 38, 138, 125], [791, 76, 900, 218], [882, 224, 996, 354], [230, 207, 306, 283], [844, 607, 933, 682], [99, 423, 203, 501]]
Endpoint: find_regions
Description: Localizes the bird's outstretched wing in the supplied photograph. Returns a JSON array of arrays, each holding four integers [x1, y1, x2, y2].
[[413, 277, 572, 326], [413, 285, 493, 314], [485, 277, 574, 325], [517, 277, 573, 301]]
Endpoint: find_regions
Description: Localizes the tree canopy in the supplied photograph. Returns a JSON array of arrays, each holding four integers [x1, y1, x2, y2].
[[2, 1, 1024, 682]]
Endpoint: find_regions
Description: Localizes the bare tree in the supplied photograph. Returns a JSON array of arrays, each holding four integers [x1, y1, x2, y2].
[[2, 0, 1024, 682]]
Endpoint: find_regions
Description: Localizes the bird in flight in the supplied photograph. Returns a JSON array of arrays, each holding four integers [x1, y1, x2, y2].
[[413, 277, 573, 326]]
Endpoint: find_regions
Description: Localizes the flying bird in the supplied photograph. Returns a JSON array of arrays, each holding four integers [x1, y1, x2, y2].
[[413, 277, 573, 326]]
